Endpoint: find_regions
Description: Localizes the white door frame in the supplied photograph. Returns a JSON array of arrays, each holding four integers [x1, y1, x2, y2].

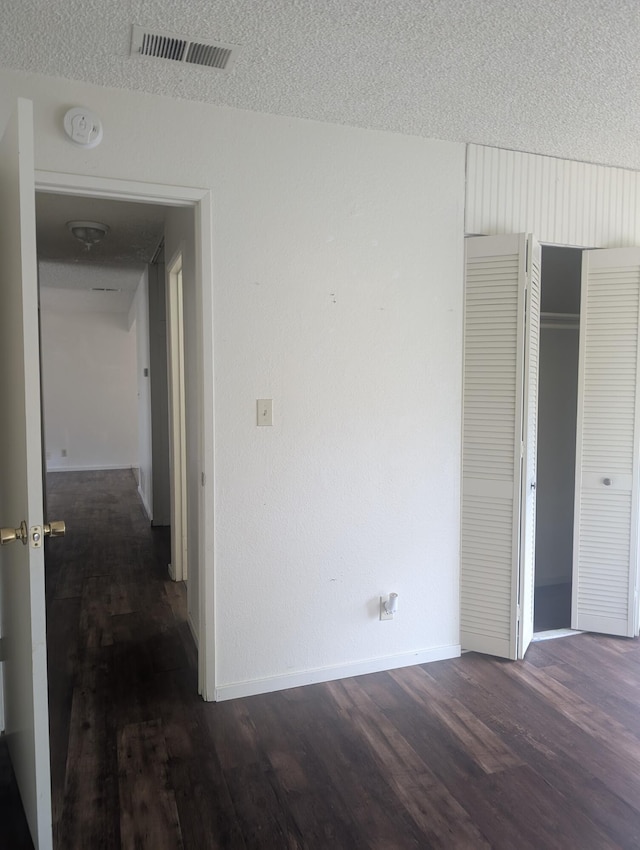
[[166, 250, 188, 584], [35, 170, 216, 699]]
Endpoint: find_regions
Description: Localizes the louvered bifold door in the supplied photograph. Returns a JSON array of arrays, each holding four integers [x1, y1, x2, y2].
[[461, 234, 530, 659], [518, 238, 541, 658], [573, 248, 640, 637]]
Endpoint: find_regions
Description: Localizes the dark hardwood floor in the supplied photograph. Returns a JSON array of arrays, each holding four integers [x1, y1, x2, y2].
[[3, 468, 640, 848]]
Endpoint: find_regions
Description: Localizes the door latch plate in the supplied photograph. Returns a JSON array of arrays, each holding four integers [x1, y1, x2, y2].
[[30, 525, 42, 548]]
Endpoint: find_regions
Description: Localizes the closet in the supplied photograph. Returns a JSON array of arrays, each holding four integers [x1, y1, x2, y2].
[[461, 234, 640, 660], [534, 247, 581, 631]]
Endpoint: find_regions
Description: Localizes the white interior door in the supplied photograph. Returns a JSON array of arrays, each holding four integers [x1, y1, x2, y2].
[[0, 98, 53, 849], [572, 247, 640, 637], [461, 233, 539, 660], [167, 251, 188, 582]]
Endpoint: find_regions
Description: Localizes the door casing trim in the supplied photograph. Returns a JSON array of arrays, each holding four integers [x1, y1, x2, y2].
[[35, 169, 216, 700]]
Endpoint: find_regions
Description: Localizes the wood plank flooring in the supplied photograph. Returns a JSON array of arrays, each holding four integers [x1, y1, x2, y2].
[[3, 468, 640, 848]]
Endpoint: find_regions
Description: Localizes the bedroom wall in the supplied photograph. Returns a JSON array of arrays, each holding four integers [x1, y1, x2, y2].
[[2, 68, 465, 698]]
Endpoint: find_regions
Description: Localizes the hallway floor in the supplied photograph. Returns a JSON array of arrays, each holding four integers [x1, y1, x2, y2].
[[45, 469, 191, 848], [4, 469, 640, 848]]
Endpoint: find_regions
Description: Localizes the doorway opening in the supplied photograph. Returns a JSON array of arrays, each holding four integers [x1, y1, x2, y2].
[[534, 246, 582, 633], [35, 191, 175, 557], [34, 169, 215, 701]]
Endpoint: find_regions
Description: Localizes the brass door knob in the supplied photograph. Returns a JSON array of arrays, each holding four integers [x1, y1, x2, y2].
[[44, 520, 65, 538], [0, 521, 28, 546], [0, 520, 65, 547]]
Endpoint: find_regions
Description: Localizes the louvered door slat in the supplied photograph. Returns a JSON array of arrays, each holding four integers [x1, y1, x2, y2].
[[573, 248, 640, 636], [461, 234, 530, 659]]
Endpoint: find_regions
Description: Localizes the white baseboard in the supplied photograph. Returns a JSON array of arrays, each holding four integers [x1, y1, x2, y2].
[[187, 612, 199, 649], [137, 485, 152, 521], [214, 643, 461, 702], [46, 463, 136, 473]]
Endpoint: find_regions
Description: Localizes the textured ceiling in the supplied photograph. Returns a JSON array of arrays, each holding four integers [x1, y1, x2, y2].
[[36, 193, 165, 267], [39, 260, 146, 298], [1, 0, 640, 168]]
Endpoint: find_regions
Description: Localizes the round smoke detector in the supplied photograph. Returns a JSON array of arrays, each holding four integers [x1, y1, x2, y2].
[[63, 107, 103, 149]]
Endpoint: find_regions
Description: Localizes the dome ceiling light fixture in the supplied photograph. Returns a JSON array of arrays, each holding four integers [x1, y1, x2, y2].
[[66, 220, 110, 250]]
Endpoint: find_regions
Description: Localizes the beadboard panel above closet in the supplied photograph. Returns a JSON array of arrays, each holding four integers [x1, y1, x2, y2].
[[466, 144, 640, 249]]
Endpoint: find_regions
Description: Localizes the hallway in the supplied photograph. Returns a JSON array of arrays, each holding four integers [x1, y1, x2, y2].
[[46, 469, 193, 848]]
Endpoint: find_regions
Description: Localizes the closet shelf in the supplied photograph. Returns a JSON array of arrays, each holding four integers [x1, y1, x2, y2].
[[540, 312, 579, 329]]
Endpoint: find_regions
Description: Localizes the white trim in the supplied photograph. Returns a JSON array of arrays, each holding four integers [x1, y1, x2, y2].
[[532, 628, 582, 642], [35, 171, 205, 206], [195, 191, 216, 700], [45, 463, 137, 472], [137, 484, 152, 521], [166, 251, 188, 583], [187, 612, 199, 650], [34, 170, 216, 700], [214, 644, 461, 702]]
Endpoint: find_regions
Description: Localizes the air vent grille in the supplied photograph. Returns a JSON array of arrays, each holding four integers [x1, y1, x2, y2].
[[140, 33, 187, 62], [131, 25, 237, 71], [186, 42, 232, 69]]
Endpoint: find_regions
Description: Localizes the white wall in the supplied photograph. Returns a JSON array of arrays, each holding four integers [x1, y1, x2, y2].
[[39, 273, 138, 472], [2, 68, 466, 698]]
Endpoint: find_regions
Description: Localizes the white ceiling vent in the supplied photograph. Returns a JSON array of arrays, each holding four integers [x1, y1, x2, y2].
[[131, 25, 238, 71]]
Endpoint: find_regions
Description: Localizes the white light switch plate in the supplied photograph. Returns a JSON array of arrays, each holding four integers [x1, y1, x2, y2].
[[380, 597, 393, 620], [257, 399, 273, 426]]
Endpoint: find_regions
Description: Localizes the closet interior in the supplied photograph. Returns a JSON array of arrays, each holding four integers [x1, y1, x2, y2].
[[534, 246, 582, 632]]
